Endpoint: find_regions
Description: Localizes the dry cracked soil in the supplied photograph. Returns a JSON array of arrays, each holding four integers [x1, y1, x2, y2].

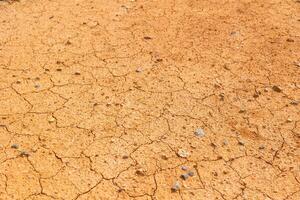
[[0, 0, 300, 199]]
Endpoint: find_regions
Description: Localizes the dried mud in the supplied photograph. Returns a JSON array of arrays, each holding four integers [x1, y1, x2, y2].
[[0, 0, 299, 199]]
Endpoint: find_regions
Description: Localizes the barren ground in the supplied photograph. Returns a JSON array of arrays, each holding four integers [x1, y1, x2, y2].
[[0, 0, 299, 199]]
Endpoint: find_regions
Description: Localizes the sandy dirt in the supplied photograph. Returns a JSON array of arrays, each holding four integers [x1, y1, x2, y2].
[[0, 0, 299, 199]]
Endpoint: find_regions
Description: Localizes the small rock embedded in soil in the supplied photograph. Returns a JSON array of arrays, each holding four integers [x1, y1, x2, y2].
[[135, 67, 142, 73], [143, 36, 152, 40], [290, 100, 299, 105], [181, 166, 188, 171], [223, 139, 229, 146], [286, 38, 294, 42], [74, 71, 81, 75], [48, 116, 55, 123], [20, 151, 29, 157], [239, 109, 246, 113], [177, 149, 189, 158], [180, 173, 189, 180], [286, 118, 293, 123], [187, 171, 195, 177], [194, 128, 205, 137], [272, 85, 282, 93], [66, 40, 72, 45], [294, 61, 300, 67], [171, 181, 180, 192], [34, 84, 40, 89], [11, 144, 19, 149], [136, 168, 146, 176], [259, 144, 265, 150], [238, 139, 245, 146], [161, 154, 168, 160]]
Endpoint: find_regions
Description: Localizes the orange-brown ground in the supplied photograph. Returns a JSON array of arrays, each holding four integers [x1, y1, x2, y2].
[[0, 0, 299, 199]]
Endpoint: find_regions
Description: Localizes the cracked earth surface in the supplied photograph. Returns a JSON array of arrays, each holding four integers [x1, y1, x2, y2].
[[0, 0, 299, 199]]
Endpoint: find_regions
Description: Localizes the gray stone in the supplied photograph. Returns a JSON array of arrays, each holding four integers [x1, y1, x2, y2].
[[194, 128, 205, 137], [181, 166, 188, 171], [171, 181, 180, 192], [223, 139, 229, 146], [11, 144, 19, 149], [177, 149, 189, 158], [188, 171, 195, 177], [238, 139, 245, 146], [180, 173, 189, 180]]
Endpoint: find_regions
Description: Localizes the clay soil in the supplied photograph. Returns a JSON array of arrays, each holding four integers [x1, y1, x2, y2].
[[0, 0, 299, 199]]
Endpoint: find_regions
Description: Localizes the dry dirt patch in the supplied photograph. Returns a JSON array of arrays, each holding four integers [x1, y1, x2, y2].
[[0, 0, 299, 199]]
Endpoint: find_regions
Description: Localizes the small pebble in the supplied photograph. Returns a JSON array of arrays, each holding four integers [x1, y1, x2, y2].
[[272, 85, 282, 93], [171, 181, 180, 192], [223, 139, 229, 146], [238, 139, 245, 146], [253, 93, 259, 98], [136, 168, 146, 176], [11, 144, 19, 149], [239, 109, 246, 113], [294, 61, 300, 67], [20, 151, 29, 157], [34, 84, 40, 89], [135, 67, 142, 73], [286, 118, 293, 123], [188, 171, 195, 177], [74, 71, 81, 75], [180, 173, 189, 180], [181, 166, 188, 171], [290, 100, 299, 105], [48, 116, 55, 123], [177, 149, 189, 158], [143, 36, 152, 40], [259, 144, 265, 150], [194, 128, 205, 137], [66, 40, 72, 45], [122, 155, 129, 159], [161, 154, 168, 160]]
